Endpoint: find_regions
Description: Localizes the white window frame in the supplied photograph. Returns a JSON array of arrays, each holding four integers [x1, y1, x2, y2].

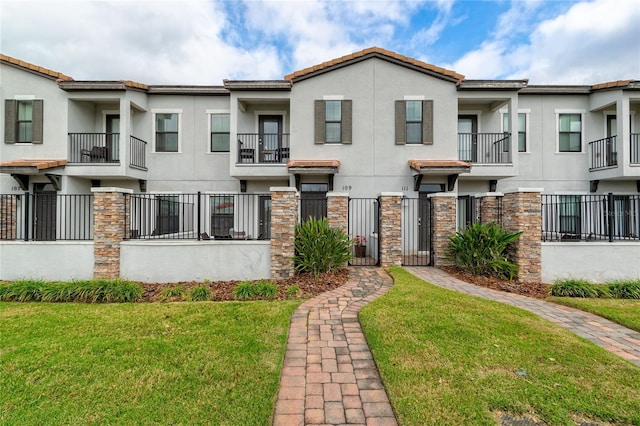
[[152, 109, 182, 153], [555, 109, 585, 154], [207, 109, 231, 154]]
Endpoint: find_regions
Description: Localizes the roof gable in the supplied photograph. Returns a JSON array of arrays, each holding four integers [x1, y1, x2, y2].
[[284, 47, 464, 84], [1, 54, 73, 81]]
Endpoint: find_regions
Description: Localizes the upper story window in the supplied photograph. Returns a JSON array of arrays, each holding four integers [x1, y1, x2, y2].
[[503, 113, 527, 152], [314, 99, 352, 144], [155, 112, 179, 152], [558, 113, 582, 152], [395, 99, 433, 145], [210, 113, 230, 152], [4, 99, 43, 144]]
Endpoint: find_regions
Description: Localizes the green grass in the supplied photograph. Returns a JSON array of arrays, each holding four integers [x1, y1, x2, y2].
[[0, 300, 299, 425], [360, 267, 640, 425], [549, 297, 640, 333]]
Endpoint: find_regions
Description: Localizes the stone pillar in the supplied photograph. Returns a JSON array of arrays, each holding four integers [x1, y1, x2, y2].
[[430, 193, 457, 268], [92, 187, 132, 279], [270, 187, 298, 279], [379, 192, 402, 267], [477, 192, 504, 225], [326, 192, 348, 234], [502, 189, 543, 283], [0, 195, 18, 240]]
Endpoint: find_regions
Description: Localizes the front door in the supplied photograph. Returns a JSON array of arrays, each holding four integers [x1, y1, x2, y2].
[[300, 183, 328, 221], [259, 116, 282, 163], [259, 196, 271, 240], [34, 183, 57, 241], [106, 114, 120, 162], [458, 115, 478, 162]]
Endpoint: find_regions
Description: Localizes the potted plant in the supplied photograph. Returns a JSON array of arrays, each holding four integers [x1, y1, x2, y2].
[[354, 235, 367, 258]]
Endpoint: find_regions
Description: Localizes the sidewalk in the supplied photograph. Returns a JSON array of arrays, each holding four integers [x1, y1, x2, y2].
[[405, 267, 640, 366], [273, 267, 398, 426]]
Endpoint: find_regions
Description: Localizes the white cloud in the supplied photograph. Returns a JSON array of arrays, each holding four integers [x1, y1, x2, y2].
[[411, 0, 455, 47]]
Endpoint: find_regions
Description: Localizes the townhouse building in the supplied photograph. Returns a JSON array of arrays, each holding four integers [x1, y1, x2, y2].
[[1, 47, 638, 282]]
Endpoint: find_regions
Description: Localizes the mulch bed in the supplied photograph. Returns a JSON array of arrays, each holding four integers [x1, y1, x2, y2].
[[140, 269, 350, 302], [441, 266, 551, 299]]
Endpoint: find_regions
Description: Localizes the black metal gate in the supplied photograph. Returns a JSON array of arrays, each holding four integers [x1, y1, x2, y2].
[[401, 197, 433, 266], [348, 197, 380, 266]]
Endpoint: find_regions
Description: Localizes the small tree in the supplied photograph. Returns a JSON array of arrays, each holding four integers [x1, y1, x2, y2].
[[293, 217, 352, 280], [446, 222, 522, 281]]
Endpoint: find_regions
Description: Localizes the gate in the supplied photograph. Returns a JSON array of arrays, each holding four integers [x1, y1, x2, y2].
[[401, 197, 433, 266], [348, 198, 380, 266]]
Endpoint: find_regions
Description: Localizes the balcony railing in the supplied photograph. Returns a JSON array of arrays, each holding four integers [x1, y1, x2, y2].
[[69, 133, 120, 164], [632, 133, 640, 165], [237, 133, 290, 164], [129, 136, 147, 170], [589, 136, 617, 170], [458, 133, 511, 164]]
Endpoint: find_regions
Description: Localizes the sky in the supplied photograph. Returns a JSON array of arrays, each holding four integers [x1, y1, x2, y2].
[[1, 0, 639, 85]]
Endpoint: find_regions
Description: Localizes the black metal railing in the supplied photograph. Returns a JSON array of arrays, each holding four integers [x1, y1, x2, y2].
[[458, 133, 512, 164], [129, 136, 147, 170], [457, 196, 478, 229], [541, 193, 640, 242], [237, 133, 290, 164], [299, 198, 327, 222], [631, 133, 640, 165], [348, 198, 380, 266], [0, 193, 93, 241], [589, 136, 617, 170], [401, 197, 432, 266], [127, 192, 270, 240], [68, 133, 120, 163]]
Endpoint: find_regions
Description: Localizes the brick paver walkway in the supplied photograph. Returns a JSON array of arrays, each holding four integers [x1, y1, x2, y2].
[[406, 267, 640, 366], [273, 267, 398, 426]]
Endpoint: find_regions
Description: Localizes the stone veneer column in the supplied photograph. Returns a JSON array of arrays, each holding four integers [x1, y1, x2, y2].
[[430, 193, 457, 268], [270, 187, 298, 280], [502, 189, 543, 283], [477, 192, 504, 225], [92, 187, 132, 279], [379, 192, 402, 267], [326, 192, 349, 234], [0, 195, 18, 240]]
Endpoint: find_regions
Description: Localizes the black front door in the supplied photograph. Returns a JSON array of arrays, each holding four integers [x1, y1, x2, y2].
[[34, 183, 57, 241], [300, 183, 328, 221], [259, 115, 282, 163], [259, 195, 271, 240]]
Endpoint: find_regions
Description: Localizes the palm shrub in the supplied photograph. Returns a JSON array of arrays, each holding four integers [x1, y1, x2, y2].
[[293, 217, 352, 280], [607, 279, 640, 299], [551, 278, 608, 298], [446, 222, 522, 281]]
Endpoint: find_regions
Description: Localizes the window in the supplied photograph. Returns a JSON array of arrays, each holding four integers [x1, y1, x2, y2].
[[314, 99, 352, 144], [4, 99, 43, 144], [559, 114, 582, 152], [211, 195, 234, 238], [503, 113, 527, 152], [155, 113, 179, 152], [395, 100, 433, 145], [210, 113, 230, 152]]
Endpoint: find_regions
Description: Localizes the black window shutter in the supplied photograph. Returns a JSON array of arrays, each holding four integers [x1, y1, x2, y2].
[[422, 100, 433, 145], [4, 100, 17, 144], [314, 100, 325, 144], [341, 100, 352, 144], [395, 100, 406, 145], [32, 100, 44, 144]]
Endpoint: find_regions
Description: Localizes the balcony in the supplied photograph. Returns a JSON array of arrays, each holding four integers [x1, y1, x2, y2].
[[237, 133, 290, 165], [68, 133, 147, 170], [589, 136, 617, 170], [458, 133, 512, 164]]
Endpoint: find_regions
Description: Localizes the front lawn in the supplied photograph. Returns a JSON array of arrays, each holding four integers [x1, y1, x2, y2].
[[360, 267, 640, 425], [0, 301, 299, 425], [549, 297, 640, 332]]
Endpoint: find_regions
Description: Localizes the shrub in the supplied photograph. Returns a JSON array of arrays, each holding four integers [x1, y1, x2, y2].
[[188, 285, 212, 302], [158, 285, 186, 301], [233, 281, 257, 300], [607, 279, 640, 299], [0, 279, 46, 302], [446, 222, 522, 281], [255, 280, 278, 300], [551, 278, 606, 298], [294, 217, 352, 279], [0, 279, 143, 303], [286, 284, 301, 298]]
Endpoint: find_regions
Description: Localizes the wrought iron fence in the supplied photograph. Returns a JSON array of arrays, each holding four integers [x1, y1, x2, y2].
[[541, 193, 640, 242], [458, 133, 512, 164], [348, 198, 379, 266], [68, 133, 120, 163], [0, 193, 93, 241], [130, 136, 147, 170], [237, 133, 290, 164], [401, 197, 432, 266], [299, 198, 328, 223], [589, 136, 617, 170], [127, 192, 271, 240], [456, 196, 478, 229]]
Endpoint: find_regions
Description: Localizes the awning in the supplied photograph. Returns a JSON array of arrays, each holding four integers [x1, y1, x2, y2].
[[0, 159, 67, 175], [287, 159, 341, 174], [408, 159, 472, 191]]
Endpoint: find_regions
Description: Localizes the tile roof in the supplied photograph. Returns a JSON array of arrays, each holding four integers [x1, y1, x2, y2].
[[284, 47, 465, 83], [591, 80, 634, 90], [408, 159, 472, 172], [0, 159, 67, 170], [0, 54, 73, 81], [287, 160, 341, 169]]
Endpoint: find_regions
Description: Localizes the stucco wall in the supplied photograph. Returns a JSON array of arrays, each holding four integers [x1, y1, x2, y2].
[[0, 242, 94, 281], [120, 240, 271, 283], [541, 242, 640, 283]]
